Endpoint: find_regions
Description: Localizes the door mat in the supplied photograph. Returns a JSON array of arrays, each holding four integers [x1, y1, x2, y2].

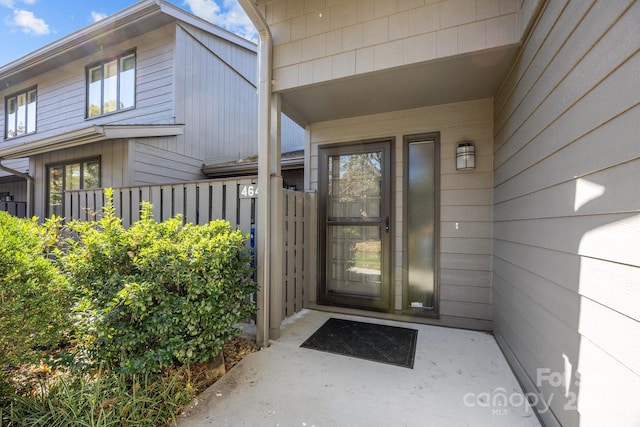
[[300, 318, 418, 369]]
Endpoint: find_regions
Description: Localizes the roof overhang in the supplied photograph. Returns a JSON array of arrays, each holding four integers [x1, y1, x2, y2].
[[0, 124, 184, 160], [203, 154, 304, 177], [0, 0, 255, 88], [279, 44, 520, 126]]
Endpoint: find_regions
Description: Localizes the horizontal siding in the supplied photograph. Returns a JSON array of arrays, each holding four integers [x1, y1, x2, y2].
[[492, 1, 640, 426], [0, 158, 28, 177], [0, 24, 176, 151], [309, 98, 494, 329], [132, 137, 205, 185]]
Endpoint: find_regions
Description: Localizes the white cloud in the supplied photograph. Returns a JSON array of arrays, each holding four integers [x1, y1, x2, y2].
[[10, 9, 49, 35], [183, 0, 257, 42], [91, 11, 108, 23], [0, 0, 36, 7]]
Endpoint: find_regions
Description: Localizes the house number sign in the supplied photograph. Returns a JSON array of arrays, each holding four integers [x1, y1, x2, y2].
[[239, 184, 259, 198]]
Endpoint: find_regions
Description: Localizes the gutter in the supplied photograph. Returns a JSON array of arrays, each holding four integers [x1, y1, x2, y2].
[[237, 0, 272, 348], [0, 124, 184, 160], [0, 159, 34, 217]]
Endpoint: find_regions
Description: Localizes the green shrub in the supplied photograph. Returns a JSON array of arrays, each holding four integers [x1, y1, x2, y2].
[[1, 366, 194, 426], [59, 191, 257, 373], [0, 212, 71, 378]]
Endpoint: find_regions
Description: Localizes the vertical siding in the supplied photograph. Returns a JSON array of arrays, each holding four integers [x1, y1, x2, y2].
[[0, 24, 176, 152], [308, 98, 494, 331], [281, 113, 305, 153], [174, 24, 259, 163], [0, 179, 27, 202], [492, 1, 640, 426], [31, 139, 129, 219]]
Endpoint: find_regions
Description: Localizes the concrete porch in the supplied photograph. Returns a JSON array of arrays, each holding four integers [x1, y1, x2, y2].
[[179, 309, 541, 426]]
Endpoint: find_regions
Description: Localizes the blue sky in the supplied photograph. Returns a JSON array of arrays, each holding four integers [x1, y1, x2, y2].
[[0, 0, 257, 66]]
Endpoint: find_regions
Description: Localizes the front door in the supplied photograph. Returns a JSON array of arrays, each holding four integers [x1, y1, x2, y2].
[[318, 140, 392, 311]]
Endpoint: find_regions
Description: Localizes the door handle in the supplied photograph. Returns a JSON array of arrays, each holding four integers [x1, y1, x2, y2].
[[385, 216, 390, 233]]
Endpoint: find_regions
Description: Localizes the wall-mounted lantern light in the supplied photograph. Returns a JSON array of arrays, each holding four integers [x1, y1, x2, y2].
[[456, 141, 475, 170]]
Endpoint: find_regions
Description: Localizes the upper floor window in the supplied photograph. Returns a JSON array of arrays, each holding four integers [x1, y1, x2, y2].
[[5, 88, 36, 139], [86, 51, 136, 118]]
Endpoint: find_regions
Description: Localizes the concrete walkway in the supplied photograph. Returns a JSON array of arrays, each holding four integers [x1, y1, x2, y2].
[[178, 309, 541, 427]]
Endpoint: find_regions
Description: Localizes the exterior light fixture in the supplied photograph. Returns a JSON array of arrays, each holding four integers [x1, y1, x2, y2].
[[456, 141, 475, 170]]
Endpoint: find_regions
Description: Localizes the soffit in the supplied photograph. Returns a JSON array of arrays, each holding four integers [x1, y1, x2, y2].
[[0, 124, 184, 160], [0, 11, 172, 89], [0, 0, 256, 89], [280, 45, 520, 126]]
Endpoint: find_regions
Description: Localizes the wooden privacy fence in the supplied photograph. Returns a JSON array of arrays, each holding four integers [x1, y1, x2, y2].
[[64, 178, 315, 323], [0, 201, 27, 218], [65, 177, 256, 234], [280, 189, 312, 319]]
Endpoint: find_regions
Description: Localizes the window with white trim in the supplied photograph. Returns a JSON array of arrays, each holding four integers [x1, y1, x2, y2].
[[86, 51, 136, 118], [5, 88, 36, 139]]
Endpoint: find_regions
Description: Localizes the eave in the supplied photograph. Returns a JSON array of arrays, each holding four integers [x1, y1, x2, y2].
[[0, 0, 255, 89], [0, 124, 184, 160]]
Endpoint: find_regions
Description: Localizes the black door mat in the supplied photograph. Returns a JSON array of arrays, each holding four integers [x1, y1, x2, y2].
[[300, 318, 418, 369]]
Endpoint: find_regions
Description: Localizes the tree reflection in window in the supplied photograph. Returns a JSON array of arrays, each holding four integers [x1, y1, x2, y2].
[[86, 52, 135, 118], [47, 160, 100, 218]]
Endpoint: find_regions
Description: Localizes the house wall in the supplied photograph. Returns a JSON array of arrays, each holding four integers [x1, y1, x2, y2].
[[308, 98, 494, 331], [174, 24, 259, 163], [0, 24, 177, 149], [31, 139, 130, 219], [492, 1, 640, 426], [0, 158, 29, 208], [173, 23, 304, 163], [0, 179, 27, 203], [131, 136, 206, 185], [282, 113, 305, 153], [260, 0, 541, 92]]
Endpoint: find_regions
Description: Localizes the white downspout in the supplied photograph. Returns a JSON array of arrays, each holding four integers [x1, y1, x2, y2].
[[237, 0, 272, 348], [0, 159, 34, 217]]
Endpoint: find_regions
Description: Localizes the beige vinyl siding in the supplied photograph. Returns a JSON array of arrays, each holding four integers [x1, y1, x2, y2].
[[174, 24, 258, 163], [0, 24, 176, 152], [262, 0, 523, 92], [308, 98, 493, 331], [492, 1, 640, 426], [31, 139, 130, 219]]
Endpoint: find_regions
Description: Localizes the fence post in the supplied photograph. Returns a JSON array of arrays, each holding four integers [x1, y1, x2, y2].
[[269, 178, 284, 340], [304, 191, 317, 307]]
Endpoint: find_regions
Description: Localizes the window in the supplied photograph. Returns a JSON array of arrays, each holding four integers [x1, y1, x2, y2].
[[5, 88, 37, 139], [86, 51, 135, 118], [47, 159, 100, 217]]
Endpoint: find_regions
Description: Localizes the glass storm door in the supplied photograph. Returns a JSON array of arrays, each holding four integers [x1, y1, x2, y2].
[[318, 141, 392, 311]]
